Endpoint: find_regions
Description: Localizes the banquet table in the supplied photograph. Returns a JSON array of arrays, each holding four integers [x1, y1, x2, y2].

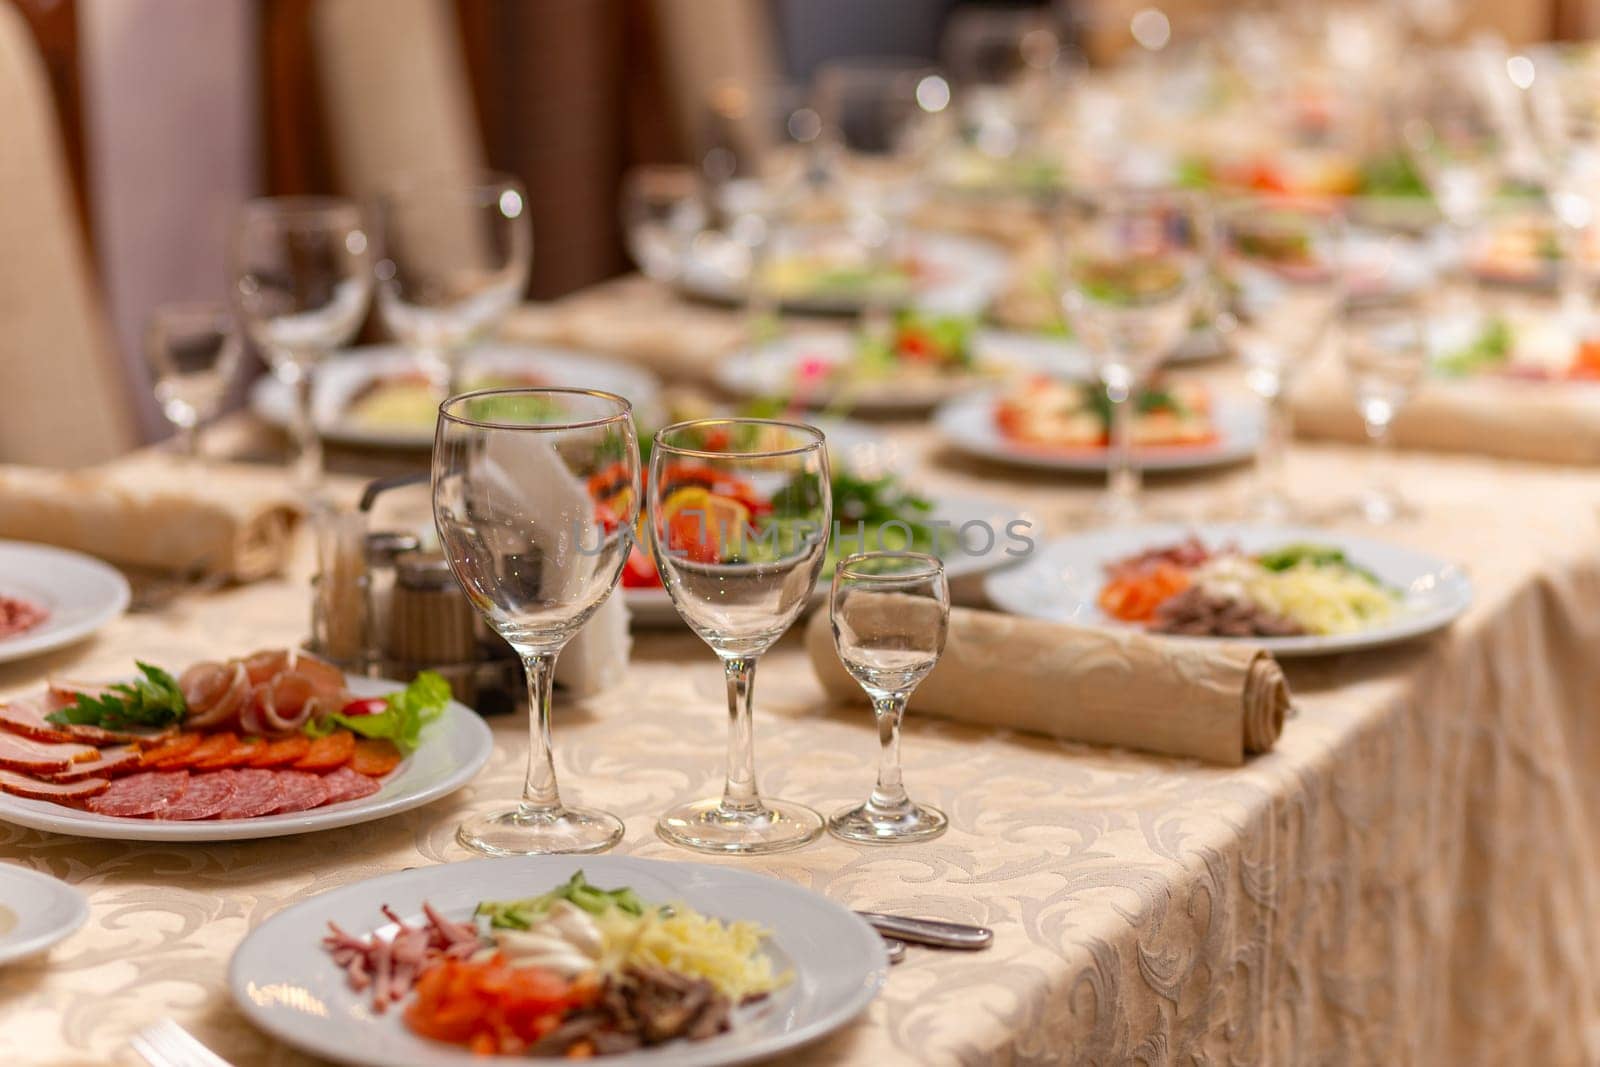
[[6, 279, 1600, 1067]]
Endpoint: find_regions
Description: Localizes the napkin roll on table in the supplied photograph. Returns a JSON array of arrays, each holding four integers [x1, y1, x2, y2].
[[0, 459, 301, 581], [805, 606, 1289, 766]]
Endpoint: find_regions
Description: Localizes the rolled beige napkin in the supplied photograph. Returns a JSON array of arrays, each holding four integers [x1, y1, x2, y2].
[[804, 606, 1288, 765], [1289, 357, 1600, 465], [0, 456, 300, 581]]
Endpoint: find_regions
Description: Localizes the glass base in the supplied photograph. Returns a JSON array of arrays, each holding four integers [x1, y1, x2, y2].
[[828, 800, 948, 844], [457, 804, 624, 857], [1353, 487, 1416, 526], [656, 796, 823, 855]]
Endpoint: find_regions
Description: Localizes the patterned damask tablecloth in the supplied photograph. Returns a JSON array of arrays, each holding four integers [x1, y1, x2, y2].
[[6, 291, 1600, 1064]]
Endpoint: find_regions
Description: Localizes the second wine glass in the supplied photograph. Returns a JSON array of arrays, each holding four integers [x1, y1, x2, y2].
[[649, 418, 832, 854], [433, 388, 640, 855]]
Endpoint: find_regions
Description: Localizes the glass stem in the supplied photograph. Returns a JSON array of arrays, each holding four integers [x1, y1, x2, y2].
[[745, 223, 779, 345], [1259, 385, 1291, 504], [1559, 218, 1592, 338], [867, 692, 910, 813], [176, 421, 200, 459], [288, 363, 323, 499], [519, 651, 564, 816], [1105, 376, 1140, 506], [720, 656, 762, 815]]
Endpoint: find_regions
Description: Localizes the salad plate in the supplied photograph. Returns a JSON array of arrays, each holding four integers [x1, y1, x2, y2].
[[228, 855, 888, 1066], [250, 344, 662, 450], [0, 864, 88, 964], [714, 326, 1085, 412], [934, 386, 1264, 473], [676, 229, 1010, 317], [0, 542, 129, 665], [0, 675, 493, 842], [984, 523, 1472, 657]]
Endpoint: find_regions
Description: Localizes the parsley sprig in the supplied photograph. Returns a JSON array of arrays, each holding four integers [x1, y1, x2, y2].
[[44, 662, 187, 731]]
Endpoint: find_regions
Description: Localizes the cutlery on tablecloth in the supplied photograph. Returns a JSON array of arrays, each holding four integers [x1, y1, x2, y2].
[[883, 937, 907, 964], [856, 911, 994, 950], [129, 1018, 236, 1067]]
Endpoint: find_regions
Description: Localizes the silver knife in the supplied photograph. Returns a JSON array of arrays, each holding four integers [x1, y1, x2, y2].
[[856, 911, 993, 950]]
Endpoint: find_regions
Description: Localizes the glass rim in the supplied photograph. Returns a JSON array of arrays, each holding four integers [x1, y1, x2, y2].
[[437, 387, 634, 432], [834, 550, 946, 582], [238, 195, 362, 225], [375, 169, 527, 202], [652, 417, 825, 460]]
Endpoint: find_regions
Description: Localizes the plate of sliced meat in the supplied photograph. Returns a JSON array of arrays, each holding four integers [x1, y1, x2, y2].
[[0, 541, 129, 664], [0, 649, 493, 841]]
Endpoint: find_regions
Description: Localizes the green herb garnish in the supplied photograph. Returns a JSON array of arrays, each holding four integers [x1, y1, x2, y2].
[[304, 670, 450, 754], [478, 871, 649, 928], [1435, 317, 1513, 377], [1256, 543, 1385, 587], [44, 662, 187, 731]]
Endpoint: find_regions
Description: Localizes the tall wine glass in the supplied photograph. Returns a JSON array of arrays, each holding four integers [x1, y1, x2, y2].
[[620, 165, 705, 282], [1397, 46, 1507, 309], [828, 551, 949, 844], [143, 301, 245, 458], [1215, 197, 1345, 520], [230, 197, 372, 498], [1057, 188, 1204, 523], [813, 59, 952, 329], [1340, 295, 1430, 524], [649, 419, 831, 854], [1526, 48, 1600, 337], [374, 172, 532, 398], [433, 388, 640, 855]]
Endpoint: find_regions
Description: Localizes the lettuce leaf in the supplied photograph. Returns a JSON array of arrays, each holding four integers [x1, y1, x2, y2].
[[304, 670, 451, 754]]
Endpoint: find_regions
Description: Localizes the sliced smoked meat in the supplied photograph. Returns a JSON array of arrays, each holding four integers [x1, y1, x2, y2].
[[212, 768, 284, 819], [155, 771, 239, 820], [86, 770, 189, 817], [192, 737, 264, 771], [245, 736, 311, 768], [48, 745, 142, 783], [318, 766, 382, 805], [293, 731, 355, 772], [348, 739, 402, 778], [1, 693, 172, 746], [0, 768, 109, 802], [178, 733, 239, 769], [0, 732, 100, 774], [142, 733, 202, 768]]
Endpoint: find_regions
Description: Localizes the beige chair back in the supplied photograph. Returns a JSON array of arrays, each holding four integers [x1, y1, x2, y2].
[[310, 0, 484, 196], [0, 3, 138, 467], [652, 0, 781, 152]]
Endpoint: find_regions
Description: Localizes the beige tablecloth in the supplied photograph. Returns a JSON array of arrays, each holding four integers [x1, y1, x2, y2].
[[7, 285, 1600, 1065]]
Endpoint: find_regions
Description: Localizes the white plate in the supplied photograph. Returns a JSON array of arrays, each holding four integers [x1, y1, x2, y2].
[[250, 344, 662, 450], [628, 491, 1036, 625], [0, 677, 493, 841], [714, 329, 1085, 412], [0, 864, 88, 964], [984, 523, 1473, 657], [933, 389, 1264, 473], [678, 230, 1011, 317], [228, 855, 888, 1067], [0, 542, 129, 664]]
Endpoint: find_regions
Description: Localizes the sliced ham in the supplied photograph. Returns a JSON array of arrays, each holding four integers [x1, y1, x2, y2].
[[0, 732, 99, 774], [180, 662, 251, 730], [3, 692, 171, 746], [0, 768, 109, 802], [252, 671, 318, 733], [47, 744, 142, 782]]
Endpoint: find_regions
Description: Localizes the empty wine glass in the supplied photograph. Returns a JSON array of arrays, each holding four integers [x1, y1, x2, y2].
[[649, 418, 831, 854], [813, 59, 952, 327], [620, 165, 705, 282], [828, 551, 949, 844], [1525, 48, 1600, 336], [373, 172, 532, 397], [1397, 46, 1508, 307], [1215, 196, 1345, 520], [143, 302, 245, 457], [940, 7, 1063, 192], [433, 388, 640, 855], [1057, 188, 1204, 523], [1340, 296, 1429, 523], [230, 197, 372, 497]]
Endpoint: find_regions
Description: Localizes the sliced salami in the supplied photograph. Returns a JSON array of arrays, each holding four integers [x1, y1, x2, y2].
[[85, 770, 189, 817], [0, 768, 109, 802], [318, 766, 382, 806], [0, 732, 100, 774], [271, 769, 334, 813], [155, 771, 239, 820], [212, 768, 285, 820], [48, 745, 142, 783]]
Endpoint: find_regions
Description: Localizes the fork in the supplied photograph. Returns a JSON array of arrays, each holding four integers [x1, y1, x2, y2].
[[129, 1019, 236, 1067]]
